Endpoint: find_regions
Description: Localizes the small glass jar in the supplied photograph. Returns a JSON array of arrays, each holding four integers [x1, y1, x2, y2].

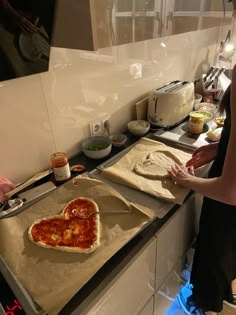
[[51, 152, 71, 183], [188, 112, 204, 134]]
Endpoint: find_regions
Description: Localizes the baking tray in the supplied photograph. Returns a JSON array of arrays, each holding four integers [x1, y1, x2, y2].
[[0, 256, 45, 315], [89, 136, 195, 219], [89, 169, 175, 219], [0, 177, 155, 315]]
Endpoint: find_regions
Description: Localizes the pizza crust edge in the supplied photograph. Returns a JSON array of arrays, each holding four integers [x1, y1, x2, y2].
[[28, 197, 100, 254]]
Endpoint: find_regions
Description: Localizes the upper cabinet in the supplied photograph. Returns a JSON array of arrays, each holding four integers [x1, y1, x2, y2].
[[112, 0, 162, 45], [0, 0, 55, 82], [163, 0, 233, 37], [0, 0, 233, 82], [52, 0, 233, 51]]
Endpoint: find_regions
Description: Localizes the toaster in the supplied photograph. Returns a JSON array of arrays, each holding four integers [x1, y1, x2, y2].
[[147, 80, 194, 128]]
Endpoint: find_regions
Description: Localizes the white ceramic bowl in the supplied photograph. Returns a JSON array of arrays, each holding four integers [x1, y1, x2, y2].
[[194, 93, 203, 105], [194, 102, 216, 114], [82, 136, 112, 159], [192, 110, 213, 123], [109, 133, 127, 147], [128, 120, 150, 137]]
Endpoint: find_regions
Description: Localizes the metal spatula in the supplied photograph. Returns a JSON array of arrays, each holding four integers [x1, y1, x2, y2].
[[72, 208, 131, 219], [4, 169, 52, 200]]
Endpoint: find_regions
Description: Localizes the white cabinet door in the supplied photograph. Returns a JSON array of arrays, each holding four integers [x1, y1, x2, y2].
[[155, 194, 197, 290], [138, 296, 154, 315], [52, 0, 162, 50], [163, 0, 232, 36], [153, 257, 189, 315], [81, 237, 157, 315]]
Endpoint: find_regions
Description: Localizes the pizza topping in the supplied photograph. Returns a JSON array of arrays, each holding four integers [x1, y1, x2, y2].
[[28, 197, 100, 253]]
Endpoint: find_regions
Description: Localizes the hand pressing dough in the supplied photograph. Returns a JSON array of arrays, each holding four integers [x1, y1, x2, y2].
[[134, 150, 182, 179]]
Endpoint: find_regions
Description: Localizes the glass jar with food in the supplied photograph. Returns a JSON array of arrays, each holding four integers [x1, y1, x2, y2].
[[51, 152, 71, 183], [188, 112, 204, 134]]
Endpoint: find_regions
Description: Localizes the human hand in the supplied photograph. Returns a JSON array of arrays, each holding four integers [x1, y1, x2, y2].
[[15, 14, 38, 34], [169, 163, 195, 187], [186, 143, 218, 169]]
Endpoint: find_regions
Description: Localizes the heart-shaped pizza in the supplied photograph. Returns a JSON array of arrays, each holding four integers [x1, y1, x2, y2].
[[28, 197, 100, 253]]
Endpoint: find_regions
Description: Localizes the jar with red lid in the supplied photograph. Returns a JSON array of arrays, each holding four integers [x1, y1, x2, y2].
[[51, 152, 71, 183]]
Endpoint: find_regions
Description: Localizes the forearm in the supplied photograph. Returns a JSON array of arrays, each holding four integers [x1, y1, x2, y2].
[[183, 175, 236, 205]]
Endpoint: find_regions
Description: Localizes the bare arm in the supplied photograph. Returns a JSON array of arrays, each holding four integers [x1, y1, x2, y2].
[[170, 64, 236, 206], [186, 142, 219, 169]]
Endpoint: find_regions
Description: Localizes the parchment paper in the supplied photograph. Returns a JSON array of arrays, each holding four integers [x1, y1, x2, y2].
[[101, 138, 192, 205], [0, 177, 154, 315]]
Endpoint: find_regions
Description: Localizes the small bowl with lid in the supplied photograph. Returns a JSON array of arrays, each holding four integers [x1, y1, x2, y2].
[[128, 120, 150, 137], [82, 136, 112, 159]]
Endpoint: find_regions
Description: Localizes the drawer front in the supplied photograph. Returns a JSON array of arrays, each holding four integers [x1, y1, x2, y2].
[[138, 296, 154, 315], [154, 258, 189, 315], [155, 194, 196, 290], [84, 237, 157, 315]]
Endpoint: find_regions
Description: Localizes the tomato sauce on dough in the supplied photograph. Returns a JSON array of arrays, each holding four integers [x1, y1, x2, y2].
[[31, 198, 98, 249]]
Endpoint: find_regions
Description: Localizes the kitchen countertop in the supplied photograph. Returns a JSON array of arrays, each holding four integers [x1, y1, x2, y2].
[[57, 130, 193, 315]]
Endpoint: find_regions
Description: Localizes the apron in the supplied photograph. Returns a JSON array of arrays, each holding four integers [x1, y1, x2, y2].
[[190, 91, 236, 312]]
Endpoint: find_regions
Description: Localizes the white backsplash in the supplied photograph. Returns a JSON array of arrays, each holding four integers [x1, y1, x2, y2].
[[0, 28, 219, 184]]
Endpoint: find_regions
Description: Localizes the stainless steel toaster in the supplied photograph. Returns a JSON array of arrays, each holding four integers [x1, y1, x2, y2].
[[147, 80, 194, 128]]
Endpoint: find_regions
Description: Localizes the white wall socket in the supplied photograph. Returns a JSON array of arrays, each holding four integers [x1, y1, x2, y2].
[[89, 115, 111, 136], [90, 119, 104, 136]]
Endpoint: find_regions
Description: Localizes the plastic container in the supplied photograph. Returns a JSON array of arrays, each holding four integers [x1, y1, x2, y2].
[[188, 112, 204, 134], [51, 152, 71, 183]]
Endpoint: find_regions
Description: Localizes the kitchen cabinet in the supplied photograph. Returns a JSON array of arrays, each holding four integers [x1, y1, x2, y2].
[[163, 0, 232, 37], [155, 193, 197, 291], [138, 296, 154, 315], [153, 193, 202, 315], [153, 257, 187, 315], [76, 193, 201, 315], [78, 237, 157, 315], [52, 0, 233, 50], [113, 0, 162, 45]]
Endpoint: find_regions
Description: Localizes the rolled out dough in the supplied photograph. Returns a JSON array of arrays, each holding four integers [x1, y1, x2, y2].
[[134, 150, 182, 179]]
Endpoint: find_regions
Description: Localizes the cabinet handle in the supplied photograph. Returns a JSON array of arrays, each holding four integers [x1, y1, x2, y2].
[[166, 11, 173, 30]]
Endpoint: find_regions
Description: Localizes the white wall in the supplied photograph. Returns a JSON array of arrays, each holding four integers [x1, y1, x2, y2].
[[0, 27, 219, 184]]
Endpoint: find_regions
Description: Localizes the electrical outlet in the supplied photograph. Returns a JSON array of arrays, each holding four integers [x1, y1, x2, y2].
[[102, 115, 111, 131], [89, 115, 111, 136], [90, 119, 104, 136]]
